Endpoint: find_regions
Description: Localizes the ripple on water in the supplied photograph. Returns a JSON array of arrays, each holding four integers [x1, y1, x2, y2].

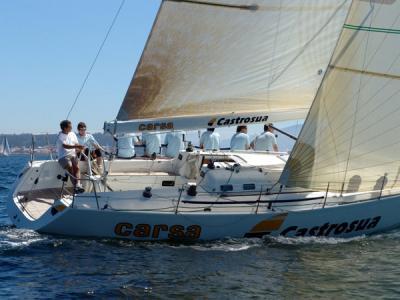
[[0, 227, 48, 252], [265, 234, 368, 245], [2, 156, 400, 299]]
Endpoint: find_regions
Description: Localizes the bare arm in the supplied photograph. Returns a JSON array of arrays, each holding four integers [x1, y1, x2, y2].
[[273, 144, 279, 152], [63, 144, 84, 150]]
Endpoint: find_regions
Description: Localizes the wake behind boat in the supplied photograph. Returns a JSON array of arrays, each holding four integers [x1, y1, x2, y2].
[[8, 0, 400, 241]]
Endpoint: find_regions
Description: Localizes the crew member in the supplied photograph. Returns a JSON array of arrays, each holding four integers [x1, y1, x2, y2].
[[56, 120, 84, 193], [76, 122, 103, 170], [117, 133, 138, 159], [164, 131, 185, 158], [200, 128, 220, 151], [142, 132, 161, 157], [251, 123, 279, 152], [230, 126, 250, 151]]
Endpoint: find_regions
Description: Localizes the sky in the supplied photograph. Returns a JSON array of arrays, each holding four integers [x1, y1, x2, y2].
[[0, 0, 161, 134]]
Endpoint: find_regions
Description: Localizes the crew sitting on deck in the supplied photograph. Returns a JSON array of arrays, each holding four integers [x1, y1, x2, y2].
[[142, 132, 161, 158], [230, 126, 250, 151], [251, 123, 279, 152], [200, 128, 220, 151], [164, 131, 185, 158], [56, 120, 85, 193], [76, 122, 103, 172], [116, 133, 138, 159]]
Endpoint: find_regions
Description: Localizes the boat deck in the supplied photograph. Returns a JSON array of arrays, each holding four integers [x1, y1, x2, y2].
[[17, 188, 73, 219]]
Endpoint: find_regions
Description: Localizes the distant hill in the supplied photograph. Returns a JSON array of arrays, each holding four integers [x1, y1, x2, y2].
[[0, 133, 114, 148]]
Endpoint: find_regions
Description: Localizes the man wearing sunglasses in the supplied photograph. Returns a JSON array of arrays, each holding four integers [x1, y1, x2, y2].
[[76, 122, 103, 173]]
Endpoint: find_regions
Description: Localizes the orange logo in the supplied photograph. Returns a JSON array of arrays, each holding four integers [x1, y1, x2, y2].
[[208, 118, 217, 127]]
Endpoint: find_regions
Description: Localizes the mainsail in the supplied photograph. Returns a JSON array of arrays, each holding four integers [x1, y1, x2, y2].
[[281, 0, 400, 193], [106, 0, 351, 133]]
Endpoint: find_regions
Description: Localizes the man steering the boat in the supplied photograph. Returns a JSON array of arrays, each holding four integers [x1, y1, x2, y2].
[[56, 120, 85, 193]]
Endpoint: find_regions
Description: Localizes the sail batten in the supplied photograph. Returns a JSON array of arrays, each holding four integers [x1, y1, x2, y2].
[[116, 0, 351, 124], [281, 0, 400, 193]]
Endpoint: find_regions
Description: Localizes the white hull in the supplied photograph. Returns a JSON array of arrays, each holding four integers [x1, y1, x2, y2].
[[8, 152, 400, 241], [8, 190, 400, 241]]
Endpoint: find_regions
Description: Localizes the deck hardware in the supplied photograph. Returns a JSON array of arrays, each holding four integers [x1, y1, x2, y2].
[[143, 186, 152, 198], [187, 184, 197, 196]]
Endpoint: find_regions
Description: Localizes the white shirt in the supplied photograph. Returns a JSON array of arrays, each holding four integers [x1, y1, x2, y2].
[[56, 131, 78, 158], [200, 131, 220, 151], [252, 131, 277, 151], [76, 133, 99, 150], [230, 132, 250, 151], [142, 133, 161, 156], [117, 134, 136, 158], [165, 131, 185, 158]]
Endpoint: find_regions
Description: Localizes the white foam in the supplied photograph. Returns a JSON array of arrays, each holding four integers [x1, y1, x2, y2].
[[266, 234, 367, 245], [0, 228, 47, 250]]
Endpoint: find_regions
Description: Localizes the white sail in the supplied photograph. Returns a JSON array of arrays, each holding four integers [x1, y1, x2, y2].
[[4, 138, 11, 156], [281, 0, 400, 192], [1, 137, 11, 156], [108, 0, 351, 133]]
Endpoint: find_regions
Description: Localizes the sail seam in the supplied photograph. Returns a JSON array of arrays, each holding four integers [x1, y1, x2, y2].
[[344, 24, 400, 34]]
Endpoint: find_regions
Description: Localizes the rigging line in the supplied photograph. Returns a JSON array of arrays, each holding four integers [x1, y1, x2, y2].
[[322, 86, 400, 153], [304, 39, 400, 162], [294, 156, 400, 179], [66, 0, 126, 120], [313, 0, 379, 111], [324, 7, 400, 109], [292, 119, 400, 178], [312, 80, 400, 154], [269, 0, 348, 87], [293, 96, 400, 174], [312, 1, 377, 171], [304, 9, 400, 161], [318, 0, 393, 109], [266, 0, 283, 112]]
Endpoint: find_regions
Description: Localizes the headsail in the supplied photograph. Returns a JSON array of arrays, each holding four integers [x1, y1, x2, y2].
[[107, 0, 351, 133], [281, 0, 400, 193]]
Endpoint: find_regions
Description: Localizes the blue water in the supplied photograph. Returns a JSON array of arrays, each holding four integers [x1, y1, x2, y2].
[[1, 155, 400, 299]]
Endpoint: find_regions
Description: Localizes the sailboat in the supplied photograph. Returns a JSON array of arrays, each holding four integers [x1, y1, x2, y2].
[[8, 0, 400, 240], [0, 137, 11, 156]]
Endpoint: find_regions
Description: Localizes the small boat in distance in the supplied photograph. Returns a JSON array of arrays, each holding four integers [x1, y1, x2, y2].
[[0, 137, 11, 156]]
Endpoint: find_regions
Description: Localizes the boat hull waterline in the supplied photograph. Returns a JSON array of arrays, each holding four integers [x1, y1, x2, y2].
[[8, 193, 399, 241]]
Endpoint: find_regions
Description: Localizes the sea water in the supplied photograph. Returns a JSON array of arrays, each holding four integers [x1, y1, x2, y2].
[[1, 155, 400, 299]]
